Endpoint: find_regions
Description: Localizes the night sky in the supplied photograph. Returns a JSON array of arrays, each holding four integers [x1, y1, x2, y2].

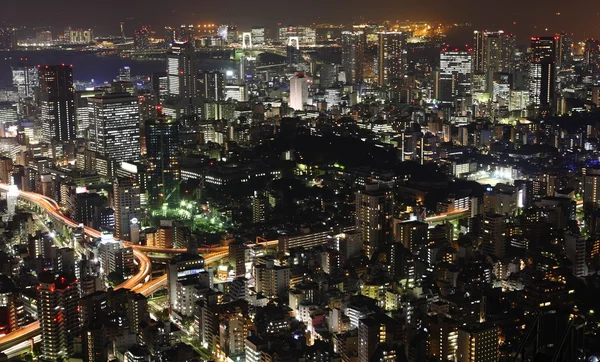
[[1, 0, 599, 41]]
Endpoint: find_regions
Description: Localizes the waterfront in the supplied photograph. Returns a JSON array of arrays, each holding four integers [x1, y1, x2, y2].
[[0, 49, 235, 87]]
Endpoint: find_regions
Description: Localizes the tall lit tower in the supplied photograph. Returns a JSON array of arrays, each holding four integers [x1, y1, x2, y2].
[[114, 177, 141, 241], [88, 92, 140, 164], [378, 32, 406, 86], [38, 272, 80, 362], [289, 73, 308, 111], [146, 108, 181, 208], [165, 42, 201, 122], [529, 37, 556, 109], [355, 183, 393, 258], [38, 65, 75, 142], [341, 31, 364, 84]]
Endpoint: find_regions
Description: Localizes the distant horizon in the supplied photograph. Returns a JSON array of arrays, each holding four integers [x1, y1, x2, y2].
[[1, 0, 600, 41]]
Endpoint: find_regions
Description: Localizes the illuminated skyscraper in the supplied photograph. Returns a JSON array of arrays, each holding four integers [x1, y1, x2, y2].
[[114, 177, 141, 241], [341, 31, 364, 84], [355, 183, 393, 258], [529, 37, 555, 108], [377, 32, 406, 86], [12, 65, 38, 99], [165, 42, 201, 122], [133, 26, 151, 50], [473, 30, 514, 93], [583, 38, 599, 72], [164, 27, 177, 47], [438, 50, 473, 111], [38, 272, 80, 362], [554, 32, 573, 70], [88, 92, 140, 164], [198, 71, 225, 102], [146, 114, 181, 208], [179, 25, 195, 43], [289, 73, 308, 111], [38, 64, 76, 142]]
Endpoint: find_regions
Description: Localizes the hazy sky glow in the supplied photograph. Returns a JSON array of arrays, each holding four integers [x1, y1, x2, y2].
[[1, 0, 599, 40]]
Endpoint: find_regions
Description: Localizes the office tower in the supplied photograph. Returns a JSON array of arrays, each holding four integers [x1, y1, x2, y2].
[[145, 116, 181, 208], [134, 26, 151, 50], [38, 65, 75, 142], [278, 25, 316, 46], [164, 27, 177, 47], [179, 25, 195, 43], [38, 272, 80, 362], [529, 37, 556, 108], [12, 65, 38, 99], [438, 50, 473, 111], [65, 28, 93, 44], [167, 253, 205, 317], [114, 177, 141, 241], [554, 33, 573, 70], [88, 92, 140, 164], [355, 183, 394, 258], [492, 72, 512, 103], [457, 324, 499, 362], [565, 233, 588, 278], [341, 31, 364, 84], [251, 26, 266, 45], [583, 38, 600, 72], [378, 32, 405, 86], [473, 30, 515, 93], [480, 213, 507, 258], [289, 73, 308, 111], [198, 71, 225, 102], [165, 42, 200, 122], [286, 44, 301, 65], [0, 28, 17, 50]]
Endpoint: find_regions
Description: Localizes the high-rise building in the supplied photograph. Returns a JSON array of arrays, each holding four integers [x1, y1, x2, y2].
[[82, 323, 107, 362], [38, 65, 75, 142], [198, 71, 225, 102], [145, 115, 181, 208], [378, 32, 405, 86], [583, 38, 600, 72], [358, 313, 399, 362], [0, 28, 17, 50], [529, 37, 556, 108], [114, 177, 141, 241], [0, 157, 13, 184], [165, 42, 200, 122], [457, 324, 499, 362], [554, 33, 573, 70], [88, 92, 140, 164], [565, 233, 588, 278], [164, 27, 177, 47], [167, 252, 205, 317], [97, 233, 135, 279], [356, 183, 393, 258], [472, 30, 515, 93], [480, 213, 507, 258], [251, 26, 266, 45], [438, 50, 473, 111], [38, 272, 80, 362], [12, 65, 38, 99], [179, 25, 195, 43], [584, 168, 600, 211], [289, 73, 308, 111], [134, 26, 151, 50], [428, 316, 458, 362], [341, 31, 364, 84]]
